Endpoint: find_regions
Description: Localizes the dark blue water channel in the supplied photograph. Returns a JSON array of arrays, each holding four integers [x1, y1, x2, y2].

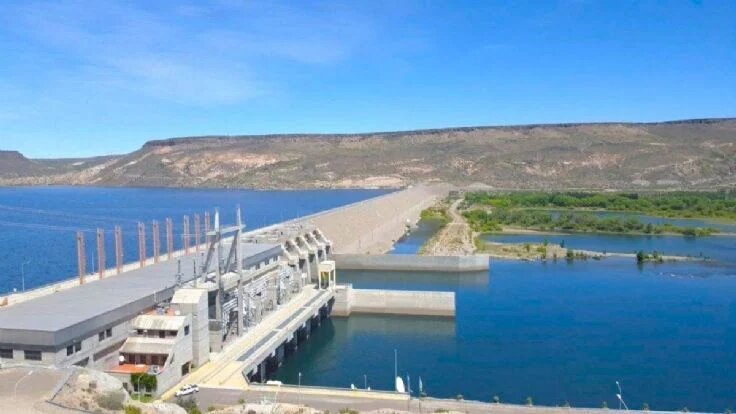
[[389, 218, 445, 255], [275, 224, 736, 412], [0, 187, 390, 293]]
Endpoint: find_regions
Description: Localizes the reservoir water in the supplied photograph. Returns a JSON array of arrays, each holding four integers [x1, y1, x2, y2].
[[0, 186, 390, 293], [275, 221, 736, 412]]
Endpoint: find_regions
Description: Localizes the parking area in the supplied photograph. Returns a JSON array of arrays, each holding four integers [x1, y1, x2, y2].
[[0, 367, 67, 413]]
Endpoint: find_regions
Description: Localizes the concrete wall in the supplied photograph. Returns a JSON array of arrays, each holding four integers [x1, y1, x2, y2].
[[171, 288, 209, 367], [333, 285, 455, 317], [309, 185, 448, 254], [333, 254, 489, 272], [0, 319, 131, 368]]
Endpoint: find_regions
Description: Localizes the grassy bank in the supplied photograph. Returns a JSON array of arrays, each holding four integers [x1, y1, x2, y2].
[[463, 208, 719, 237], [464, 191, 736, 221], [420, 204, 450, 223]]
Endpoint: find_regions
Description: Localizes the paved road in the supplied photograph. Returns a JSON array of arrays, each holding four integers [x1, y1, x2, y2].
[[0, 367, 67, 413], [184, 385, 691, 414]]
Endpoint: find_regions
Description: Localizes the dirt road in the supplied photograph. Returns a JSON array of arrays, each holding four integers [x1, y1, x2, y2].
[[422, 199, 475, 256]]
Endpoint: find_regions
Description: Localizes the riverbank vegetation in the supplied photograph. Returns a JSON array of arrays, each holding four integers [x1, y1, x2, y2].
[[420, 204, 450, 224], [464, 191, 736, 220], [463, 208, 718, 236]]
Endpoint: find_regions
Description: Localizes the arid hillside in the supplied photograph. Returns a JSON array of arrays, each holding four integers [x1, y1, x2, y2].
[[2, 118, 735, 189]]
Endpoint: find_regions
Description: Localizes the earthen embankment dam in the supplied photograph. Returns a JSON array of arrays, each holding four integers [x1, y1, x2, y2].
[[300, 184, 449, 254]]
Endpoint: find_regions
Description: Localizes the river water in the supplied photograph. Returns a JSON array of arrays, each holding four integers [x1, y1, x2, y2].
[[0, 186, 390, 293], [388, 218, 445, 255], [274, 217, 736, 412]]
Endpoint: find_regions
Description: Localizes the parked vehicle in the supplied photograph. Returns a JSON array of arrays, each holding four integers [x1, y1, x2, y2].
[[175, 384, 199, 397]]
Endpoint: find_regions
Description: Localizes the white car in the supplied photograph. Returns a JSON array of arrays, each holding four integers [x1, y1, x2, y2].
[[175, 384, 199, 397]]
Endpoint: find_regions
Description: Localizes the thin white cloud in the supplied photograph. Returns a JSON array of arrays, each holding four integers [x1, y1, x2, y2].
[[2, 0, 383, 106]]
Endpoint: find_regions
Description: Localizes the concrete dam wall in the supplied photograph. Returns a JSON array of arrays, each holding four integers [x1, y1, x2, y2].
[[333, 285, 455, 317], [308, 185, 448, 254], [332, 253, 490, 272]]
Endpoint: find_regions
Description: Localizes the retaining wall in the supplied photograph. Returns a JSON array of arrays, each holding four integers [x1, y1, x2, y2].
[[333, 285, 455, 317], [332, 254, 489, 272]]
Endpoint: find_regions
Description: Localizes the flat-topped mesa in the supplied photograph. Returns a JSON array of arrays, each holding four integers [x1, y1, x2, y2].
[[5, 117, 736, 189]]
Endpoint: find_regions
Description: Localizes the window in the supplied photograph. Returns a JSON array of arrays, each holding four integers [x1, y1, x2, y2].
[[106, 328, 112, 338], [159, 331, 165, 339], [74, 342, 81, 353], [184, 325, 190, 336], [24, 350, 41, 361], [0, 348, 13, 359], [99, 331, 105, 341], [67, 345, 74, 356]]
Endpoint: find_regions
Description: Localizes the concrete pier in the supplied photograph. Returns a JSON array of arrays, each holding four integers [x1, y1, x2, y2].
[[333, 284, 455, 317], [333, 253, 489, 272]]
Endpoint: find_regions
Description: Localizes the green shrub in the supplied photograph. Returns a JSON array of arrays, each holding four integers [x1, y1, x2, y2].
[[526, 396, 533, 406], [125, 406, 142, 414], [176, 396, 202, 414]]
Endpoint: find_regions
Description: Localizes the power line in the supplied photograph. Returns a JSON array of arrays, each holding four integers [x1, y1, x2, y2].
[[0, 219, 98, 233]]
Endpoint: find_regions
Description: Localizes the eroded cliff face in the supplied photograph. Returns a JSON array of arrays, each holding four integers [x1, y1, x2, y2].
[[2, 118, 735, 189]]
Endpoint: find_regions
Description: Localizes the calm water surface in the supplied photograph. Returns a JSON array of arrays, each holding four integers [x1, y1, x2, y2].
[[389, 218, 444, 254], [0, 186, 390, 293], [276, 225, 736, 412]]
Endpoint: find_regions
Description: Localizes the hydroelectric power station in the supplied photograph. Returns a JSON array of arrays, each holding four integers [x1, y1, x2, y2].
[[0, 186, 465, 398]]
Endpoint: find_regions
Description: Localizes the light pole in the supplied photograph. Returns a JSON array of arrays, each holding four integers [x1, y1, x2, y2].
[[364, 374, 367, 390], [21, 260, 30, 292], [136, 375, 142, 399], [616, 381, 623, 410], [298, 372, 302, 406]]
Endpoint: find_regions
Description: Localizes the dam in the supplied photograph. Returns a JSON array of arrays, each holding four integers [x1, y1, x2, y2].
[[0, 185, 456, 398]]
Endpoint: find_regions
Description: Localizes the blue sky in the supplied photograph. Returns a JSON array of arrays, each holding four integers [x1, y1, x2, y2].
[[0, 0, 734, 158]]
